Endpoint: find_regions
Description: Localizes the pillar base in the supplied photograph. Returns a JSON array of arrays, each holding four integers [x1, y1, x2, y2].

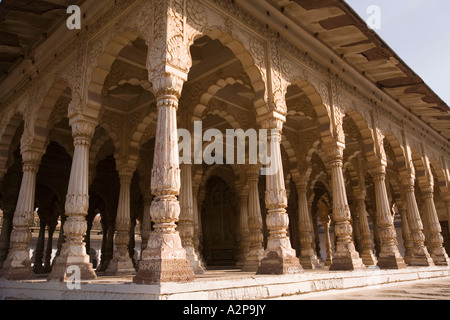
[[256, 238, 303, 275], [133, 232, 195, 284], [105, 254, 136, 276], [0, 266, 35, 280], [407, 245, 434, 266], [360, 252, 378, 267], [329, 250, 366, 271], [241, 247, 263, 272], [430, 250, 450, 266], [377, 252, 407, 269], [256, 251, 303, 275], [1, 250, 36, 280], [48, 247, 97, 281], [299, 254, 323, 270], [185, 246, 205, 275], [47, 262, 97, 282]]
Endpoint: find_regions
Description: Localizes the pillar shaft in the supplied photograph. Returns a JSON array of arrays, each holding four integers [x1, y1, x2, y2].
[[355, 196, 377, 266], [106, 169, 136, 275], [192, 183, 204, 267], [1, 150, 41, 280], [370, 164, 405, 269], [0, 208, 14, 268], [401, 177, 434, 266], [296, 181, 321, 269], [317, 200, 332, 266], [179, 163, 204, 274], [257, 123, 302, 275], [422, 186, 450, 265], [325, 144, 365, 271], [236, 186, 250, 269], [242, 166, 264, 272], [48, 118, 97, 281], [398, 204, 413, 265], [134, 72, 195, 284], [140, 193, 153, 252]]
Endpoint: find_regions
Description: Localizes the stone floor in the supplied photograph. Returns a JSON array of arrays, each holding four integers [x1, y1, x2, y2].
[[1, 266, 450, 300]]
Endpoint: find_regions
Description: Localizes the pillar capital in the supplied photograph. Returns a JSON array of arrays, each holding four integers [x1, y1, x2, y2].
[[368, 161, 387, 178], [323, 142, 345, 163], [117, 166, 135, 182], [20, 149, 42, 172], [246, 164, 261, 181], [151, 71, 186, 102], [422, 184, 434, 197], [257, 112, 285, 131], [69, 116, 97, 141]]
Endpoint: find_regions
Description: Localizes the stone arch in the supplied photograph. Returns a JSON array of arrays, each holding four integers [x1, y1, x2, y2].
[[280, 138, 299, 177], [30, 80, 71, 153], [0, 113, 24, 181], [428, 157, 450, 195], [85, 29, 146, 121], [344, 109, 377, 164], [383, 132, 410, 178], [409, 146, 429, 189], [191, 77, 251, 129], [287, 78, 332, 145], [199, 164, 238, 196], [191, 27, 267, 117]]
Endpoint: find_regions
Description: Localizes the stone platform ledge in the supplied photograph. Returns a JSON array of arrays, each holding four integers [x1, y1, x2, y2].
[[0, 266, 450, 300]]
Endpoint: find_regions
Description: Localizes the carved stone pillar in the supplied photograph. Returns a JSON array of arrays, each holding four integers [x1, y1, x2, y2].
[[134, 72, 195, 284], [1, 149, 41, 280], [325, 144, 365, 271], [179, 163, 204, 274], [236, 184, 250, 269], [242, 165, 264, 272], [355, 193, 377, 266], [399, 176, 435, 267], [0, 207, 14, 269], [317, 200, 332, 266], [48, 117, 97, 281], [422, 185, 450, 266], [370, 163, 406, 269], [106, 168, 136, 275], [257, 120, 302, 275], [140, 192, 153, 252], [296, 180, 322, 269]]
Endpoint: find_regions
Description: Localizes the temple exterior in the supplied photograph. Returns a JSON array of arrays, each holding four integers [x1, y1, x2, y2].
[[0, 0, 450, 289]]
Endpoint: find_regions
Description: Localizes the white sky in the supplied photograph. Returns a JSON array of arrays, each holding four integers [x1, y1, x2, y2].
[[345, 0, 450, 106]]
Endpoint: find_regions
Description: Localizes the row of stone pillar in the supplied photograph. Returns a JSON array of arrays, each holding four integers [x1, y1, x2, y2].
[[1, 70, 449, 283]]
